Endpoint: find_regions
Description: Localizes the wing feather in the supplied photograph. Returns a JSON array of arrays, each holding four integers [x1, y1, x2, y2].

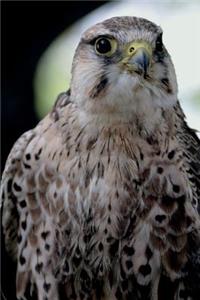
[[1, 91, 71, 299], [173, 102, 200, 299], [1, 129, 36, 258], [174, 102, 200, 212], [1, 91, 70, 259]]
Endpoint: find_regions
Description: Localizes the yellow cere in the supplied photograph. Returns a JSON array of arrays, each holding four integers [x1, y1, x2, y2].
[[125, 41, 152, 58]]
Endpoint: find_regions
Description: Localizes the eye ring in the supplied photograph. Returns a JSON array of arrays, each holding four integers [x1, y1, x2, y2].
[[95, 37, 117, 56]]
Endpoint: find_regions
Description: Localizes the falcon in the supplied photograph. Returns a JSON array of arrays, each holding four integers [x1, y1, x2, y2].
[[1, 16, 200, 300]]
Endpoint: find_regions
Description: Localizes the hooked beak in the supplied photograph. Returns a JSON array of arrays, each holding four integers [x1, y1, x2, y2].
[[120, 41, 152, 76]]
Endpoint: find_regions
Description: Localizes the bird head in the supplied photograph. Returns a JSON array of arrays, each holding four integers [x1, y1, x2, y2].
[[70, 17, 178, 123]]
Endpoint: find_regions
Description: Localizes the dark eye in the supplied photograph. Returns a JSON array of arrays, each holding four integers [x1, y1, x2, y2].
[[96, 38, 111, 53], [155, 33, 163, 52], [95, 37, 117, 56]]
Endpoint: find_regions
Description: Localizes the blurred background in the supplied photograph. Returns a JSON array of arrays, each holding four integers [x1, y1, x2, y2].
[[1, 1, 200, 299]]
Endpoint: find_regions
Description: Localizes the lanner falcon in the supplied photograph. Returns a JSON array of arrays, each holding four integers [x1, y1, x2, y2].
[[1, 16, 200, 300]]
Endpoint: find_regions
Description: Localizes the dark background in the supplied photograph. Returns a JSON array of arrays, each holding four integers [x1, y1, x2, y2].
[[1, 2, 107, 299]]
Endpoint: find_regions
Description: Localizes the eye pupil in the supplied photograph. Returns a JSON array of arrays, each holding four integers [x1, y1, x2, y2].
[[96, 38, 112, 54], [156, 34, 163, 51]]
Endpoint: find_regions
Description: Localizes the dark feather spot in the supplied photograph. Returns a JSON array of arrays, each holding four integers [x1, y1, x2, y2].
[[123, 245, 135, 256], [19, 255, 26, 265], [25, 153, 31, 160], [52, 151, 57, 160], [35, 262, 43, 273], [37, 148, 42, 155], [13, 182, 22, 192], [11, 194, 17, 203], [106, 236, 113, 243], [45, 244, 50, 251], [161, 195, 175, 209], [43, 282, 51, 293], [140, 152, 144, 160], [139, 264, 151, 276], [41, 231, 50, 240], [23, 162, 31, 169], [35, 154, 40, 160], [99, 264, 103, 273], [65, 229, 70, 236], [76, 247, 81, 256], [98, 242, 103, 252], [145, 246, 153, 260], [147, 136, 154, 145], [109, 240, 119, 257], [17, 235, 22, 244], [173, 185, 180, 193], [73, 255, 82, 268], [155, 215, 166, 223], [168, 150, 175, 160], [64, 261, 69, 273], [36, 248, 41, 255], [21, 220, 27, 230], [126, 260, 133, 270], [19, 200, 27, 208], [157, 167, 163, 174]]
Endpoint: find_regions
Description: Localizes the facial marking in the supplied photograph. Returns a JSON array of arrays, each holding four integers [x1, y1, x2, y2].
[[161, 78, 173, 94], [89, 75, 108, 99]]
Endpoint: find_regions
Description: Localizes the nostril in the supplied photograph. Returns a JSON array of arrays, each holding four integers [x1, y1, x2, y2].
[[129, 47, 135, 53]]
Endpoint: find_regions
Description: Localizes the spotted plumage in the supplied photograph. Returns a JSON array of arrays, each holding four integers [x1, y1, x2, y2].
[[1, 16, 200, 300]]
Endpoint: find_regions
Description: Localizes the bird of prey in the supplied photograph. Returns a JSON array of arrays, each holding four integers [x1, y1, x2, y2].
[[1, 16, 200, 300]]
